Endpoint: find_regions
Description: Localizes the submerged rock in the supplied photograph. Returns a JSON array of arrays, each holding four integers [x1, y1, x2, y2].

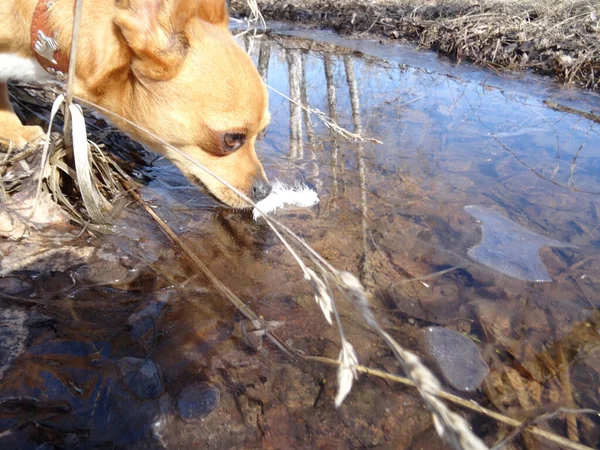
[[127, 293, 170, 342], [117, 357, 164, 400], [424, 326, 489, 392], [0, 277, 32, 295], [177, 383, 220, 421], [465, 205, 571, 282], [0, 308, 28, 381]]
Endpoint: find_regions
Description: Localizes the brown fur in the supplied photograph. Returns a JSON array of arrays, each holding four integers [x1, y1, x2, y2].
[[0, 0, 270, 208]]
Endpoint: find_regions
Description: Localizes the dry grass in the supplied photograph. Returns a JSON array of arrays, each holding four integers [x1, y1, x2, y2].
[[230, 0, 600, 89]]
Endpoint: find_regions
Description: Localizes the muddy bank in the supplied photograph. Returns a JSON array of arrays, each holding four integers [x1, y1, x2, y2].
[[230, 0, 600, 90]]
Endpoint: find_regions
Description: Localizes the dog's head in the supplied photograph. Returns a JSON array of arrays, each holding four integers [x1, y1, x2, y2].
[[110, 0, 271, 208]]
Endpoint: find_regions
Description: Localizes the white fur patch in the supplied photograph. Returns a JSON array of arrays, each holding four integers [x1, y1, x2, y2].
[[253, 181, 319, 220], [0, 53, 53, 83]]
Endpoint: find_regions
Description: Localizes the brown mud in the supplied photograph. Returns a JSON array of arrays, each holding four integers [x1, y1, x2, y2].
[[231, 0, 600, 91]]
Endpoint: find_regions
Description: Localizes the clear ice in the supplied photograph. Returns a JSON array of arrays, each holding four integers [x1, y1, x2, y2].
[[465, 205, 571, 282]]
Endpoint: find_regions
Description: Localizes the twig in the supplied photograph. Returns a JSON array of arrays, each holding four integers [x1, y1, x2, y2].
[[491, 408, 598, 450], [63, 0, 84, 149], [121, 178, 296, 360], [555, 341, 579, 442], [544, 101, 600, 125], [305, 356, 597, 450], [0, 292, 45, 306], [0, 144, 38, 167], [392, 266, 460, 286], [233, 0, 266, 38], [467, 98, 599, 196], [569, 143, 584, 187], [0, 143, 13, 202], [493, 138, 600, 195], [356, 14, 381, 37]]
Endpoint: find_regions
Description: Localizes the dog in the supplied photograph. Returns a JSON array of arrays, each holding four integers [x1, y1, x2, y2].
[[0, 0, 272, 208]]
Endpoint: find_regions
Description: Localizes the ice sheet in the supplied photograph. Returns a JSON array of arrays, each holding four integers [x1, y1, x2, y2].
[[465, 205, 571, 282]]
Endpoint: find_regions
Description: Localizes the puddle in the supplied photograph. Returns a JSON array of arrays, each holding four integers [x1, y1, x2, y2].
[[1, 27, 600, 448]]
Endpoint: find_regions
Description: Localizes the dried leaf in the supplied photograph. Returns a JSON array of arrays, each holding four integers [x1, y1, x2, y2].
[[304, 268, 333, 325], [335, 340, 359, 407]]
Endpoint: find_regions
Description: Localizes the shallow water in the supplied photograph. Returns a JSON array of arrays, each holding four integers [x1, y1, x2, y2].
[[2, 27, 600, 448]]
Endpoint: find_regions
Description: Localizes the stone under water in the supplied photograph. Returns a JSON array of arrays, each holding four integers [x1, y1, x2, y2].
[[465, 205, 571, 282], [177, 383, 220, 421], [117, 357, 164, 400], [424, 326, 489, 392]]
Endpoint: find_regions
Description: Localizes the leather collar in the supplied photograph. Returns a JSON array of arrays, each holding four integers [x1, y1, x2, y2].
[[31, 0, 69, 80]]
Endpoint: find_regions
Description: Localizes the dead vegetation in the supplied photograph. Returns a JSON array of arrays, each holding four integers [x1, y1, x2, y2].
[[2, 84, 141, 237], [230, 0, 600, 89]]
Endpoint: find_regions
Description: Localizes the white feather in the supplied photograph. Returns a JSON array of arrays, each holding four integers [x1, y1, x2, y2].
[[253, 180, 318, 220]]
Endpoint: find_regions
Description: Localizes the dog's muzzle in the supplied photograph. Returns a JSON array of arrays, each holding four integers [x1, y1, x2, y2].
[[252, 180, 272, 202]]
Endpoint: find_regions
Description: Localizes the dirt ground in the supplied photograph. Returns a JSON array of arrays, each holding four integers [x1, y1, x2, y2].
[[230, 0, 600, 90]]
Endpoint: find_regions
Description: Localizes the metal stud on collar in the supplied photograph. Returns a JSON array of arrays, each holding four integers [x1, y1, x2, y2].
[[34, 30, 59, 65], [47, 67, 67, 82]]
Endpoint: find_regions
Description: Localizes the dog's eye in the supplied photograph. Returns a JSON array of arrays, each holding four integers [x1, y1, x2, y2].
[[222, 133, 245, 152]]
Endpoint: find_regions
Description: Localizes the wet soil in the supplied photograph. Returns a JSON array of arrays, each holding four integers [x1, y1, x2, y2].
[[230, 0, 600, 91], [1, 25, 600, 449]]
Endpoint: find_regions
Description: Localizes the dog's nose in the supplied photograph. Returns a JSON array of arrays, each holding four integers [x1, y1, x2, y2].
[[252, 179, 272, 202]]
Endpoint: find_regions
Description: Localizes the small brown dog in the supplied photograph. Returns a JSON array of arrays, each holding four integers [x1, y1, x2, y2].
[[0, 0, 271, 207]]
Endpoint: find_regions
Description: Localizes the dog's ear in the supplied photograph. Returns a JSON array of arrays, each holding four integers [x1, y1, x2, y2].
[[114, 0, 229, 80], [193, 0, 229, 29]]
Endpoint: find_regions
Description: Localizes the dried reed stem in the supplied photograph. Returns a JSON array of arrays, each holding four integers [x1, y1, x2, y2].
[[121, 177, 295, 359], [305, 356, 597, 450]]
